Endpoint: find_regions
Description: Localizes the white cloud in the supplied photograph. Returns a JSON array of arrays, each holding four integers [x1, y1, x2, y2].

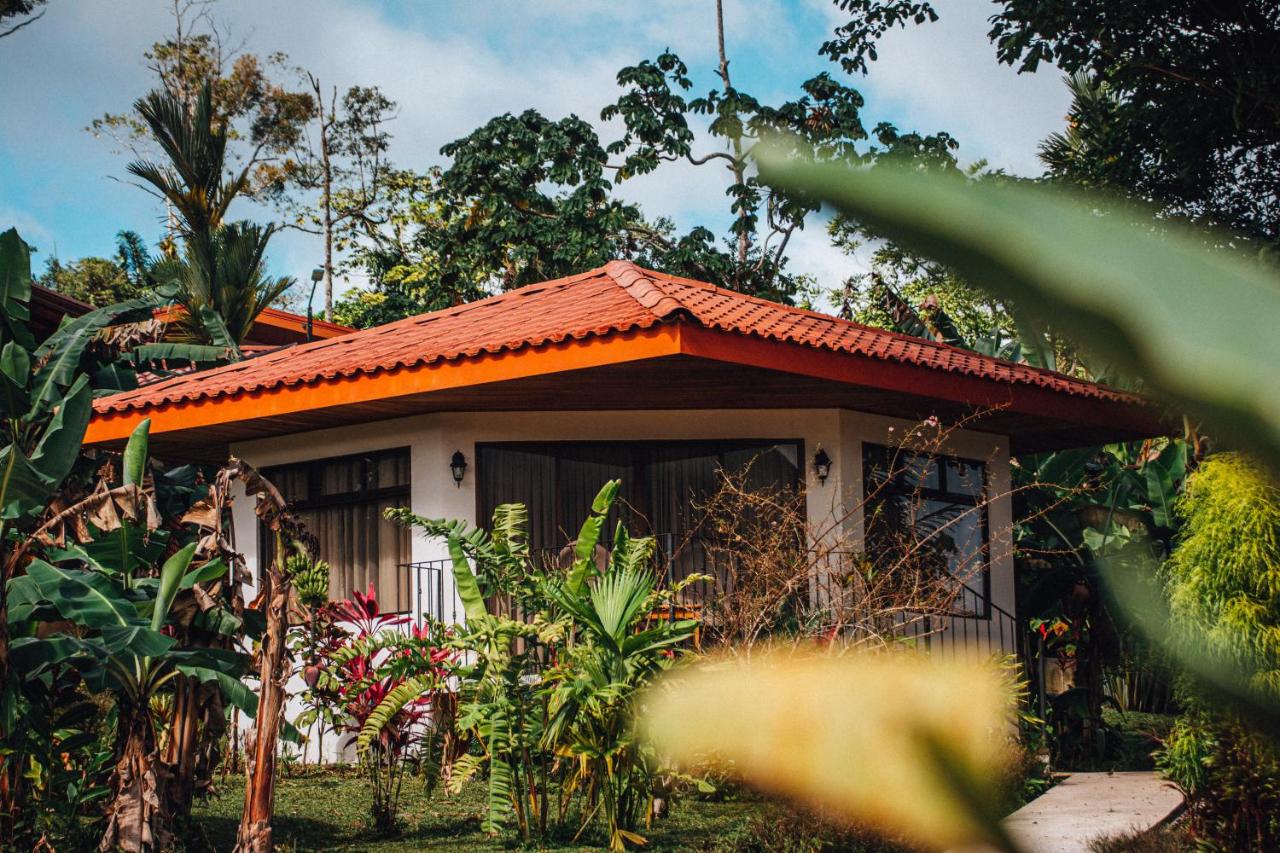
[[851, 0, 1070, 175], [0, 0, 1069, 302]]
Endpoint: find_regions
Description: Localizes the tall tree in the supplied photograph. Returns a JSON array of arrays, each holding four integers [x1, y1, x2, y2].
[[333, 0, 959, 320], [824, 0, 1280, 250], [271, 75, 397, 320], [128, 82, 293, 350], [90, 0, 314, 213]]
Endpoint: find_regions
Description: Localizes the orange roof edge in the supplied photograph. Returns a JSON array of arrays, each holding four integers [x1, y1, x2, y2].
[[152, 304, 354, 340], [83, 324, 686, 445]]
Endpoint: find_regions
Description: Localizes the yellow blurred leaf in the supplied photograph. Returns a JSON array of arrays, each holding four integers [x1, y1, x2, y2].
[[641, 648, 1018, 851]]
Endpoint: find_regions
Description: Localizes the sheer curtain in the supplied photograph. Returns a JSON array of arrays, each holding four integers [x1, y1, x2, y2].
[[263, 448, 412, 611]]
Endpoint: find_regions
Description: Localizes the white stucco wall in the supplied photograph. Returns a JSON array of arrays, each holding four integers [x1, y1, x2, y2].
[[230, 408, 1016, 760], [231, 407, 1015, 620]]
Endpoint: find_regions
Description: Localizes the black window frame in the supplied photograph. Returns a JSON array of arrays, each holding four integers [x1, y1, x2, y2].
[[861, 442, 992, 617], [475, 438, 805, 548], [259, 446, 412, 610]]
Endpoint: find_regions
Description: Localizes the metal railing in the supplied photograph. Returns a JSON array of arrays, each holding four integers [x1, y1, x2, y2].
[[400, 537, 1030, 668], [404, 559, 457, 626]]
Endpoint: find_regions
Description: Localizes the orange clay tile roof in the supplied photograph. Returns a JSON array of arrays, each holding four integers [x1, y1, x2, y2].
[[94, 260, 1138, 415]]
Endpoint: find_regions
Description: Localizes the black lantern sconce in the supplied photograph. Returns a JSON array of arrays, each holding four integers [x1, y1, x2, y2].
[[450, 451, 468, 487], [812, 447, 832, 485]]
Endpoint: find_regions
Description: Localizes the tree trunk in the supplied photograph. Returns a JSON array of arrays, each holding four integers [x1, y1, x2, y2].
[[0, 610, 19, 841], [233, 553, 291, 853], [320, 83, 335, 322], [164, 675, 227, 816], [715, 0, 750, 277], [100, 700, 171, 853]]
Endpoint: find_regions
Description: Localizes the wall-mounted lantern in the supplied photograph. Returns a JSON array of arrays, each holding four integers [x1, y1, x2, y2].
[[450, 450, 468, 487], [812, 447, 832, 485]]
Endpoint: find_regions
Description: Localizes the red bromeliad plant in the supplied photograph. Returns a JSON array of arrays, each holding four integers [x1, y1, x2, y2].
[[316, 584, 454, 831]]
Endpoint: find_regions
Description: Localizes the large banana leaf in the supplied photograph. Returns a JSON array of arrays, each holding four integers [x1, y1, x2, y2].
[[0, 360, 91, 519], [28, 374, 91, 487], [0, 341, 31, 418], [151, 541, 197, 631], [28, 295, 159, 415], [0, 228, 35, 349], [169, 647, 259, 715], [448, 533, 490, 622], [0, 444, 53, 520], [757, 152, 1279, 468], [566, 480, 620, 596], [24, 559, 143, 631]]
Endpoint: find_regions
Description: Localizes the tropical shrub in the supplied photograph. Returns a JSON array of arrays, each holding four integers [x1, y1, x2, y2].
[[1156, 454, 1280, 846], [311, 583, 452, 831], [384, 481, 699, 849]]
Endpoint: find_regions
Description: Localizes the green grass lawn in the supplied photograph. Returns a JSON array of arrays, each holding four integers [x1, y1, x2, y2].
[[185, 768, 765, 852]]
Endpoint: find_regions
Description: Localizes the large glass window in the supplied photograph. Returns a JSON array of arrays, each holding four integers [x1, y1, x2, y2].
[[262, 447, 412, 611], [862, 444, 990, 614], [477, 440, 802, 551]]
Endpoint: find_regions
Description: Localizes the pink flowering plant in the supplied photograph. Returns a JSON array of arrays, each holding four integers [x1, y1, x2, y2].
[[307, 583, 455, 831]]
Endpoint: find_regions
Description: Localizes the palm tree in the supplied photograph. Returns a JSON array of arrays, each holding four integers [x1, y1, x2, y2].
[[127, 80, 294, 352], [153, 222, 294, 352], [127, 81, 249, 239]]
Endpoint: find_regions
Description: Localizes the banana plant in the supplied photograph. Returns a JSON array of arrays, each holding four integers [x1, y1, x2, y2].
[[7, 422, 254, 853]]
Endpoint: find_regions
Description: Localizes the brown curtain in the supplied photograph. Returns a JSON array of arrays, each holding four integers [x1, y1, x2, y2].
[[262, 448, 412, 611]]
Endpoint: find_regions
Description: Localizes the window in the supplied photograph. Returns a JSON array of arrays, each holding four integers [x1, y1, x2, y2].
[[477, 440, 802, 550], [862, 444, 989, 614], [262, 447, 412, 611]]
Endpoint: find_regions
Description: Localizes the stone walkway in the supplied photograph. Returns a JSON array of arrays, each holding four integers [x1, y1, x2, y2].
[[956, 771, 1185, 853]]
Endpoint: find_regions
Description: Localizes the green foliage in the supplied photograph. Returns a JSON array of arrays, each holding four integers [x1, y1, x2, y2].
[[823, 0, 1280, 250], [152, 220, 294, 350], [1165, 455, 1280, 692], [1157, 712, 1280, 848], [390, 480, 696, 849], [0, 249, 255, 847], [38, 256, 145, 308]]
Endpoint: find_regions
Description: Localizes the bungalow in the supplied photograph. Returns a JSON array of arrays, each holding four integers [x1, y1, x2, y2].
[[84, 261, 1165, 658]]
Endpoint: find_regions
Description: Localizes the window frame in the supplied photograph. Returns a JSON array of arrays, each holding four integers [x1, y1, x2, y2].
[[259, 446, 412, 611], [861, 442, 992, 618]]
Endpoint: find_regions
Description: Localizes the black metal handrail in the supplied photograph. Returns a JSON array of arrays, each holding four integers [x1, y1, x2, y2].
[[400, 536, 1030, 672]]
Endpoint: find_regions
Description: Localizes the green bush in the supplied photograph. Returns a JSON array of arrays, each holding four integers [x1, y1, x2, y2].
[[1158, 454, 1280, 846]]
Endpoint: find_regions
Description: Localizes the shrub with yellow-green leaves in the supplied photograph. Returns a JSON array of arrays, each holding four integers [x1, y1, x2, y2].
[[1159, 453, 1280, 847]]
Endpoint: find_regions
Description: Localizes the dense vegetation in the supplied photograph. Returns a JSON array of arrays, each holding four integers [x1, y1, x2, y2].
[[4, 0, 1280, 850]]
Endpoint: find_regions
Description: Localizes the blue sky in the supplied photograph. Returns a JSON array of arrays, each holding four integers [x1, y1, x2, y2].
[[0, 0, 1070, 302]]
